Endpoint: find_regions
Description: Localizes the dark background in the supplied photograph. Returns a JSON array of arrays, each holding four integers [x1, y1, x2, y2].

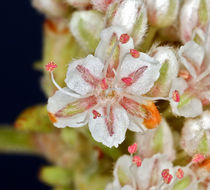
[[0, 1, 50, 189]]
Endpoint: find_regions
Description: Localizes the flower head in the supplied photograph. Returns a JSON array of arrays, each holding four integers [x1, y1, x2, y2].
[[47, 26, 162, 147]]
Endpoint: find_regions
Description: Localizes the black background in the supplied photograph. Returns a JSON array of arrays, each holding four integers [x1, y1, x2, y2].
[[0, 1, 50, 189]]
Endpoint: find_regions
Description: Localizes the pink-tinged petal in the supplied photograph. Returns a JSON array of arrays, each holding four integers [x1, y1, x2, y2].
[[95, 26, 134, 65], [119, 97, 148, 119], [55, 95, 97, 118], [88, 106, 129, 148], [47, 88, 89, 128], [179, 41, 205, 78], [169, 78, 203, 117], [119, 53, 161, 95], [65, 55, 104, 95]]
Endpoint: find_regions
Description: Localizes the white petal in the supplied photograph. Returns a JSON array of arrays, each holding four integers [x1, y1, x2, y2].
[[65, 55, 104, 96], [128, 116, 145, 133], [169, 78, 203, 117], [88, 106, 129, 148], [119, 53, 161, 95], [179, 41, 205, 78], [95, 26, 134, 64], [113, 155, 134, 188], [47, 88, 88, 128]]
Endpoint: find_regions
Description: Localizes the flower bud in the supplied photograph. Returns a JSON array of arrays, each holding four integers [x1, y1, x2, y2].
[[69, 10, 105, 53], [179, 0, 210, 43], [148, 46, 179, 97], [135, 119, 176, 161], [146, 0, 180, 28], [32, 0, 69, 18], [181, 111, 210, 157], [66, 0, 90, 9], [106, 0, 148, 46]]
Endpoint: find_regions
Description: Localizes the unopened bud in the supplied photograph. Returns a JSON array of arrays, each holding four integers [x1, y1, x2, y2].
[[146, 0, 180, 28], [69, 10, 105, 53]]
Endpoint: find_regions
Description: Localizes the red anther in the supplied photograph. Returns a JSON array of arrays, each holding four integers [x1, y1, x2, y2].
[[121, 77, 133, 86], [45, 62, 57, 72], [163, 174, 173, 184], [161, 169, 169, 178], [101, 78, 108, 90], [120, 33, 130, 44], [128, 143, 137, 154], [172, 90, 180, 102], [132, 155, 142, 167], [192, 154, 205, 164], [130, 49, 140, 58], [92, 110, 101, 119], [176, 168, 184, 179]]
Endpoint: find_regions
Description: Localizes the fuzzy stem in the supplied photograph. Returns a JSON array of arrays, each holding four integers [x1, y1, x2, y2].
[[0, 125, 38, 154]]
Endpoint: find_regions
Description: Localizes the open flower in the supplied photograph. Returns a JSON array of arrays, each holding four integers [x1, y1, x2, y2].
[[169, 28, 210, 117], [106, 153, 199, 190], [47, 26, 162, 147]]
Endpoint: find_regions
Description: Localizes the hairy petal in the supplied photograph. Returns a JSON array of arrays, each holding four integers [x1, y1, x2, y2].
[[179, 41, 205, 78], [65, 55, 104, 95], [119, 53, 161, 95], [47, 88, 89, 128], [88, 106, 129, 148]]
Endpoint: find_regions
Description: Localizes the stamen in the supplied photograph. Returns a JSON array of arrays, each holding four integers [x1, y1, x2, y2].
[[176, 168, 184, 179], [179, 69, 191, 80], [128, 143, 137, 155], [121, 77, 133, 85], [120, 33, 130, 44], [50, 72, 82, 98], [130, 49, 140, 58], [172, 90, 180, 102], [192, 154, 205, 164], [161, 169, 173, 184], [45, 62, 57, 72], [132, 155, 142, 167], [92, 110, 101, 119], [101, 78, 108, 90]]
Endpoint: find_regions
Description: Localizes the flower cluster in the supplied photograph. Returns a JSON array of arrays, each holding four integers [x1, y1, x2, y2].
[[19, 0, 210, 189]]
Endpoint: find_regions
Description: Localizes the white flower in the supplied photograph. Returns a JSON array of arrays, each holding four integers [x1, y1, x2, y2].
[[169, 28, 210, 117], [47, 26, 162, 148], [107, 154, 198, 190]]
